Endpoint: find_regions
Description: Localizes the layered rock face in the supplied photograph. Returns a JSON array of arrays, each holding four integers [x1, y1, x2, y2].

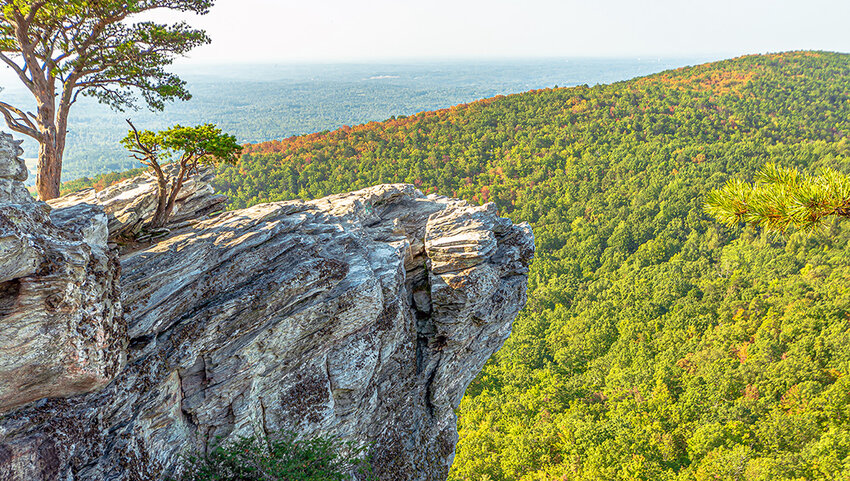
[[0, 161, 533, 480], [0, 132, 124, 417], [48, 164, 226, 238]]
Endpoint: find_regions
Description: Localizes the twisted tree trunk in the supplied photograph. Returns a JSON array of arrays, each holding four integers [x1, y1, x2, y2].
[[149, 162, 189, 229], [35, 130, 66, 201], [148, 165, 171, 229]]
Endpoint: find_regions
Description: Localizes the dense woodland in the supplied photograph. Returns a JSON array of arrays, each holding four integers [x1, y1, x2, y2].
[[70, 51, 850, 480]]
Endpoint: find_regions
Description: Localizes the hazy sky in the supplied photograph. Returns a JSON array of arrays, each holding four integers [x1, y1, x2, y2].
[[143, 0, 850, 63], [0, 0, 847, 77]]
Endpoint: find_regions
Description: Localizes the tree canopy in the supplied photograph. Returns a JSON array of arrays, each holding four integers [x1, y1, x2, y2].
[[0, 0, 212, 199], [122, 122, 240, 229]]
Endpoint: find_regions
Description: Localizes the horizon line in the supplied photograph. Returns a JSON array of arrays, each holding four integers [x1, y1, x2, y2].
[[169, 48, 846, 65]]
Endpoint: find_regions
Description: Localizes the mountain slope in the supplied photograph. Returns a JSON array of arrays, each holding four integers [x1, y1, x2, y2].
[[75, 51, 850, 480]]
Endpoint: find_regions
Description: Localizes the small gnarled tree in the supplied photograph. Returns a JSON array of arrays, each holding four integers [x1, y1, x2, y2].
[[0, 0, 214, 200], [123, 120, 241, 229], [705, 163, 850, 234]]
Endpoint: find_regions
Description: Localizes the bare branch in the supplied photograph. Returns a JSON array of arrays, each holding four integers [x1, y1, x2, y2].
[[0, 101, 38, 130], [0, 52, 33, 88], [0, 103, 41, 140]]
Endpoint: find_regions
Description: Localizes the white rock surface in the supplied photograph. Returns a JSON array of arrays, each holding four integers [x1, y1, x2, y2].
[[48, 163, 227, 238], [0, 132, 32, 204], [0, 180, 533, 481]]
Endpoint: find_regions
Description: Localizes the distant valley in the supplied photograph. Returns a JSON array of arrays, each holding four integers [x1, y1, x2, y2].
[[1, 57, 711, 182]]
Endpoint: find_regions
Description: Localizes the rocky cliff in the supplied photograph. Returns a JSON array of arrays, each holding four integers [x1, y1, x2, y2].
[[0, 133, 534, 481]]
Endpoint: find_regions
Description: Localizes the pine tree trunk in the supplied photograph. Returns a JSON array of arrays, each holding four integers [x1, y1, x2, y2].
[[35, 132, 63, 201], [158, 164, 189, 227], [34, 91, 67, 201]]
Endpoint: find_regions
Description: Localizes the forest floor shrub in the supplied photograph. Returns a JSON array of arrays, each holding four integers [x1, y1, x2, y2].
[[168, 430, 373, 481]]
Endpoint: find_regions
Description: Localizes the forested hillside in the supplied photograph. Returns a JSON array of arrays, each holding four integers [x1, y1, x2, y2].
[[76, 51, 850, 479]]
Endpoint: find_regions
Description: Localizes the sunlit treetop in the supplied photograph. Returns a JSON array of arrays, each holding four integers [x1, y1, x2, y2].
[[120, 121, 241, 228]]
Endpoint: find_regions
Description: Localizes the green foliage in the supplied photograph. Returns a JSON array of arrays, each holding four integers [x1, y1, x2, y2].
[[168, 431, 373, 481], [121, 123, 243, 167], [121, 122, 241, 227], [706, 163, 850, 233], [163, 124, 243, 165]]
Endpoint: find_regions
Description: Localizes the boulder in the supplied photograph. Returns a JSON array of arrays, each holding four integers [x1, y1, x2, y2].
[[48, 164, 227, 238], [0, 132, 124, 418], [0, 132, 32, 204]]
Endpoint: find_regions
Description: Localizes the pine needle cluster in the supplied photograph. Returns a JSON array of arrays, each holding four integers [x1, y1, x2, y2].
[[705, 163, 850, 233]]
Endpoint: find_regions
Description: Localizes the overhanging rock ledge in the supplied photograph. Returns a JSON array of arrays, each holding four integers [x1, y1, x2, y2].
[[0, 160, 533, 481]]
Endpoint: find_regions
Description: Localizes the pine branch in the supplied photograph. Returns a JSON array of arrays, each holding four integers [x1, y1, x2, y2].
[[705, 164, 850, 234]]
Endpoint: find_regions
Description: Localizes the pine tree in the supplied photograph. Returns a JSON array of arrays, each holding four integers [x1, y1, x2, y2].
[[0, 0, 213, 200]]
